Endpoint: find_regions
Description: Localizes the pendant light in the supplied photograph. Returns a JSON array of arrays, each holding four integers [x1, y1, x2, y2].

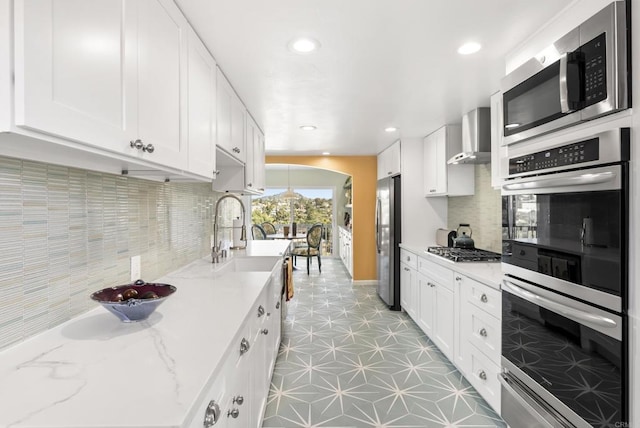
[[282, 165, 298, 200]]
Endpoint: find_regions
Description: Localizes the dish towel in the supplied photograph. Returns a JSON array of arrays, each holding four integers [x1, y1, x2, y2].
[[286, 257, 294, 301]]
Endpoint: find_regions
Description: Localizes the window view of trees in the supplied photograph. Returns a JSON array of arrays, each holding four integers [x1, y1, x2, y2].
[[252, 189, 333, 226]]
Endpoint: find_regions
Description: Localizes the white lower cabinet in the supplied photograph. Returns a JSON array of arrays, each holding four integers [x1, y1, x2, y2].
[[400, 247, 502, 413], [417, 257, 454, 362], [400, 249, 418, 320], [189, 261, 282, 428], [455, 273, 502, 413], [338, 227, 353, 277]]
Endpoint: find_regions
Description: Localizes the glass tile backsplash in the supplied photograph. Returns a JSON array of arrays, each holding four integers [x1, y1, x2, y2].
[[0, 156, 219, 351], [447, 164, 502, 253]]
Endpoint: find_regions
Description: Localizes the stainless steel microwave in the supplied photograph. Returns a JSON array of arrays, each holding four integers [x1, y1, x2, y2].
[[501, 1, 629, 146]]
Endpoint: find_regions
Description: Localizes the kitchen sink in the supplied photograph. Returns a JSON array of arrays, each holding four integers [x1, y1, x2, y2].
[[211, 256, 278, 276]]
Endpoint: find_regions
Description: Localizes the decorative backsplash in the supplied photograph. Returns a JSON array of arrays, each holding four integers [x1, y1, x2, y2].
[[448, 164, 502, 253], [0, 156, 219, 351]]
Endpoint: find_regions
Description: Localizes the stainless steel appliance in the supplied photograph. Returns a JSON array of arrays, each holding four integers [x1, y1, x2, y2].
[[500, 128, 629, 427], [501, 1, 629, 146], [427, 247, 501, 263], [376, 175, 401, 310], [448, 108, 492, 164]]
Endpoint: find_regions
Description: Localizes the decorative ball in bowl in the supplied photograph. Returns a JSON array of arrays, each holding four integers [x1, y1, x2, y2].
[[90, 279, 177, 322]]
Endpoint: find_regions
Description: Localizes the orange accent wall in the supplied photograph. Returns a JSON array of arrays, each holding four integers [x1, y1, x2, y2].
[[266, 156, 377, 281]]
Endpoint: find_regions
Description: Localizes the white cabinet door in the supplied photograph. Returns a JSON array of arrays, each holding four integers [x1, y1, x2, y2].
[[400, 264, 411, 313], [135, 0, 188, 169], [433, 284, 454, 361], [244, 115, 264, 193], [15, 0, 135, 150], [377, 140, 401, 180], [187, 28, 216, 179], [417, 273, 434, 336], [423, 131, 440, 195], [423, 126, 474, 197], [15, 0, 188, 170], [490, 91, 508, 189], [216, 68, 246, 163]]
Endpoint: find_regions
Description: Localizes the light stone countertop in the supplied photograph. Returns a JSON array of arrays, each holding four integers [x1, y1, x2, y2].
[[0, 240, 291, 428], [399, 243, 503, 290]]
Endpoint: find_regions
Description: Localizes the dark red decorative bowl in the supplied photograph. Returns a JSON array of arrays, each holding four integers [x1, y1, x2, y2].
[[90, 280, 176, 322]]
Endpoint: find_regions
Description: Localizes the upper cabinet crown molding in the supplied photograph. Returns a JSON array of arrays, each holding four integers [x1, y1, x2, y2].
[[423, 125, 474, 197]]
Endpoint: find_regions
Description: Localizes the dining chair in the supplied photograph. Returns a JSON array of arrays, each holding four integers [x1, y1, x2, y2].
[[291, 223, 323, 274], [261, 222, 276, 235], [251, 224, 267, 240]]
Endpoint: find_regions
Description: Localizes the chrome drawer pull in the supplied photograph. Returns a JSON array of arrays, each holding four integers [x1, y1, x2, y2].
[[239, 337, 250, 355], [232, 395, 244, 406], [480, 294, 488, 303], [203, 400, 220, 427], [478, 370, 487, 381], [227, 408, 239, 418], [479, 328, 487, 337]]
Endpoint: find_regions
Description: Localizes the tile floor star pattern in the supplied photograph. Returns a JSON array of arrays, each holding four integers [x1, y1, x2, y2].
[[262, 258, 506, 428]]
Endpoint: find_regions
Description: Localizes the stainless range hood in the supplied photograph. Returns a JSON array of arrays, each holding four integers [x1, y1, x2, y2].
[[447, 107, 491, 164]]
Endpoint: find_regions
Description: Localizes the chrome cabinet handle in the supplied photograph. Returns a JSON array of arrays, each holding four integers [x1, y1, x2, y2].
[[239, 337, 250, 355], [478, 370, 487, 381], [142, 143, 155, 153], [387, 171, 392, 175], [455, 276, 462, 281], [233, 147, 241, 153], [130, 139, 144, 150], [257, 305, 265, 317], [429, 189, 436, 193], [480, 294, 488, 303], [276, 301, 280, 309], [427, 282, 435, 288], [404, 267, 410, 271], [227, 408, 239, 418], [261, 328, 269, 335], [232, 395, 244, 406], [479, 328, 487, 337], [204, 400, 220, 427]]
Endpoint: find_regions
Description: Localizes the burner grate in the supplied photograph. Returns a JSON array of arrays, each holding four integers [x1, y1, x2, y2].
[[426, 247, 501, 262]]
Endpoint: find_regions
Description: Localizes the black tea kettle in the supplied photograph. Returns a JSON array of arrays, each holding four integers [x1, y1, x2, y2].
[[453, 224, 475, 249]]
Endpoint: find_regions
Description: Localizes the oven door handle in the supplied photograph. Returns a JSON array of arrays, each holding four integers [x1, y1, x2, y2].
[[502, 170, 616, 192], [502, 280, 618, 329], [498, 374, 556, 428]]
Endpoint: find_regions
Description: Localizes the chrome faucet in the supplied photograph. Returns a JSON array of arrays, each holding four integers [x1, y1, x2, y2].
[[212, 194, 247, 263]]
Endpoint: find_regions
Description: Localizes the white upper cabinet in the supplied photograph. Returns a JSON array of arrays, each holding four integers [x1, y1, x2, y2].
[[423, 125, 474, 197], [216, 68, 246, 163], [14, 0, 189, 171], [244, 115, 265, 193], [490, 91, 508, 189], [377, 140, 401, 180], [187, 27, 216, 179]]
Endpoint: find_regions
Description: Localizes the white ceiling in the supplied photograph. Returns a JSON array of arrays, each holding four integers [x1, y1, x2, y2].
[[175, 0, 573, 156]]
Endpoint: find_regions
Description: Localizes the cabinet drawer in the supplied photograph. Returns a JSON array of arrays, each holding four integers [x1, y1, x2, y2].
[[418, 257, 453, 290], [466, 343, 501, 413], [400, 249, 418, 270], [464, 275, 501, 318], [464, 305, 501, 363]]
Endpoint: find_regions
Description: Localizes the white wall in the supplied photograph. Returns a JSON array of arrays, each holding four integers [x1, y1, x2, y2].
[[505, 0, 638, 425], [400, 137, 447, 247]]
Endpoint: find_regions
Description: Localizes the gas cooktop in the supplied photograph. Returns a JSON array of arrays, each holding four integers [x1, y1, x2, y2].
[[426, 247, 502, 263]]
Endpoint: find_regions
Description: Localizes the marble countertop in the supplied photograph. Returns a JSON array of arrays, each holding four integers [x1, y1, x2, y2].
[[0, 240, 291, 428], [399, 244, 503, 290]]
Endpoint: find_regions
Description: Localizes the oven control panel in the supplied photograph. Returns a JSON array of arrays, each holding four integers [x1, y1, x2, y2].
[[509, 138, 599, 174]]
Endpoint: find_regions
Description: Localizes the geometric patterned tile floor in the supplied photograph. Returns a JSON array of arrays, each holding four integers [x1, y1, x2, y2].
[[262, 258, 506, 427]]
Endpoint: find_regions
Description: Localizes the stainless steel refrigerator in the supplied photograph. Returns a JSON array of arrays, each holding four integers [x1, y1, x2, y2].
[[376, 175, 401, 310]]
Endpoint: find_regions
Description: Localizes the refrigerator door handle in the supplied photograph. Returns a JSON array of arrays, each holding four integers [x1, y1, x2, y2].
[[375, 197, 381, 253]]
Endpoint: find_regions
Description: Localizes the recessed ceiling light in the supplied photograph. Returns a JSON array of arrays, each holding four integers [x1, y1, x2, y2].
[[300, 125, 317, 131], [505, 123, 520, 129], [457, 42, 482, 55], [384, 127, 398, 132], [322, 152, 330, 155], [289, 37, 320, 54]]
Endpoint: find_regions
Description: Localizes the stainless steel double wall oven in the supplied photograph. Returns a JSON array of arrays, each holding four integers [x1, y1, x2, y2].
[[500, 128, 629, 428]]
